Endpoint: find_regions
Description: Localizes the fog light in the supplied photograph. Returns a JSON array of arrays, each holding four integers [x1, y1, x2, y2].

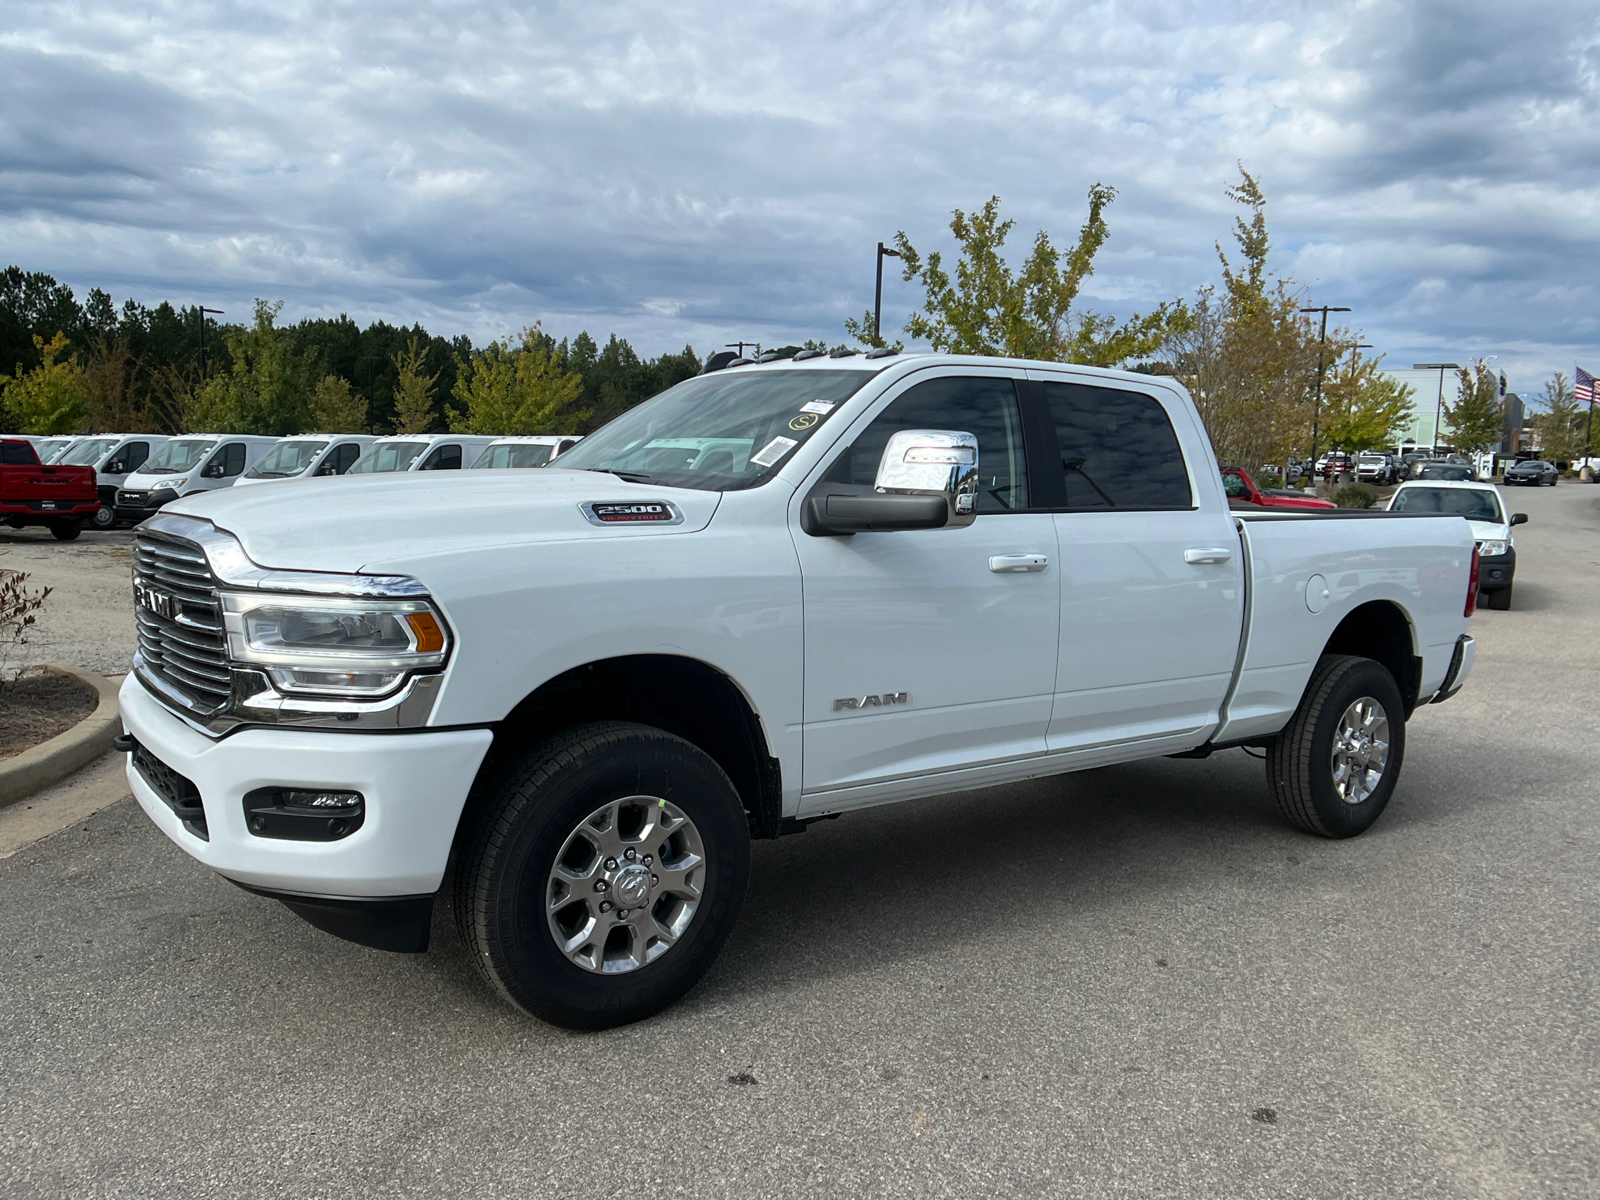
[[243, 787, 365, 841]]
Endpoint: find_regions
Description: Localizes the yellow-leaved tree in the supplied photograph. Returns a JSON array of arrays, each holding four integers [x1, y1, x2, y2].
[[391, 338, 440, 434], [1, 332, 88, 433], [450, 326, 587, 435], [310, 374, 368, 433]]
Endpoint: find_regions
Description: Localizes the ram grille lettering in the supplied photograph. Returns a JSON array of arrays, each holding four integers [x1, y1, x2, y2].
[[833, 692, 910, 712]]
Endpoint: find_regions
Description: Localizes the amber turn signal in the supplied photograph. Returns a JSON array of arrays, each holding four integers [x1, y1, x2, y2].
[[405, 611, 446, 653]]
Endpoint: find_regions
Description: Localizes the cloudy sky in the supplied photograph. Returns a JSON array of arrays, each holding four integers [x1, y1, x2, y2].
[[3, 0, 1597, 395]]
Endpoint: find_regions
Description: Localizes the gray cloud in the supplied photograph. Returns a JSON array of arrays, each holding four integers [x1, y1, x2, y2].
[[0, 0, 1596, 389]]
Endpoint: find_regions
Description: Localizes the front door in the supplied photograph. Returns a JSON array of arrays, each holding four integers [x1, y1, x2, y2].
[[794, 370, 1061, 809], [1030, 375, 1245, 752]]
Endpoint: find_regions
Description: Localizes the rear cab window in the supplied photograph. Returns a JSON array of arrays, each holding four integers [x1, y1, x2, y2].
[[1033, 380, 1193, 509]]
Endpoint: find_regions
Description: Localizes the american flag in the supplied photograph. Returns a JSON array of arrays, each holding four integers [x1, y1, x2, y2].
[[1579, 366, 1597, 405]]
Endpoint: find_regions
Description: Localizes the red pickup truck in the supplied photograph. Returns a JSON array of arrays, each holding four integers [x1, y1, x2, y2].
[[1, 437, 101, 540], [1221, 466, 1336, 511]]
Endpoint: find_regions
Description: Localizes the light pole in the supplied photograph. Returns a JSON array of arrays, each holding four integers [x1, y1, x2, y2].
[[196, 306, 224, 379], [357, 355, 382, 422], [1414, 362, 1461, 454], [1299, 305, 1350, 486], [874, 242, 901, 345]]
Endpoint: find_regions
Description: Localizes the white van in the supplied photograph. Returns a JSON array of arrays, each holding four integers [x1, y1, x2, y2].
[[469, 435, 583, 469], [54, 433, 170, 529], [116, 435, 279, 523], [233, 434, 376, 487], [29, 435, 83, 464], [345, 434, 498, 476]]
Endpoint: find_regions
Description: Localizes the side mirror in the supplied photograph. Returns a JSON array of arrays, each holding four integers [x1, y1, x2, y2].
[[105, 460, 124, 474], [1510, 512, 1528, 526], [802, 430, 979, 536], [201, 459, 223, 478]]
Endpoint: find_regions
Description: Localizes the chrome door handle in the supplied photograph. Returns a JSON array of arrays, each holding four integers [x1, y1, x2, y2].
[[1183, 547, 1234, 565], [989, 553, 1049, 573]]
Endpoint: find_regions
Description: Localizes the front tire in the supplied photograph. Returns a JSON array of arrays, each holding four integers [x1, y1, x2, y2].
[[49, 520, 82, 541], [454, 721, 750, 1029], [1484, 585, 1513, 610], [1266, 655, 1406, 838]]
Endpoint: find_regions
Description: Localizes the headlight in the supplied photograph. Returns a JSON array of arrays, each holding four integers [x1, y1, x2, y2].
[[1477, 539, 1508, 557], [154, 479, 184, 492], [221, 592, 449, 697]]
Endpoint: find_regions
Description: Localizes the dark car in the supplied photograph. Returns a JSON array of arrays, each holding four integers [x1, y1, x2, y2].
[[1417, 463, 1475, 481], [1504, 459, 1558, 486]]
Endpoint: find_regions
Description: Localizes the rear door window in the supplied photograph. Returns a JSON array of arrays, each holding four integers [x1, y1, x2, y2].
[[1039, 382, 1191, 509]]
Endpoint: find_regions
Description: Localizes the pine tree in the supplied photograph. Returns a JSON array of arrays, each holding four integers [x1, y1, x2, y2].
[[309, 374, 367, 432], [390, 337, 440, 434]]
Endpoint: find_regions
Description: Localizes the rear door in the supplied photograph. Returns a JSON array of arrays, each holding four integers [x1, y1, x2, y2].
[[794, 368, 1060, 807], [1027, 373, 1244, 752]]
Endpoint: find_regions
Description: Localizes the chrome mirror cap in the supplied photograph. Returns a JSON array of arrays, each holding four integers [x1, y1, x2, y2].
[[873, 429, 979, 528]]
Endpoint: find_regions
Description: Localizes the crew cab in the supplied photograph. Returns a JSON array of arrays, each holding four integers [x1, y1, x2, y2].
[[1221, 466, 1335, 510], [117, 353, 1480, 1029], [0, 437, 101, 539]]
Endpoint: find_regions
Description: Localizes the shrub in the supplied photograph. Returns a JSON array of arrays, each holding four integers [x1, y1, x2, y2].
[[1259, 473, 1284, 488], [1333, 483, 1377, 509], [0, 568, 52, 693]]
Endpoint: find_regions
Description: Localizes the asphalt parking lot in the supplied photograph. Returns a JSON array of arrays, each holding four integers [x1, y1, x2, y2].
[[2, 489, 1597, 1199]]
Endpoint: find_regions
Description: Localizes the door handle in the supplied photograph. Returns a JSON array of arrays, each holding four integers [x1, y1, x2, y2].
[[1183, 547, 1234, 565], [989, 553, 1049, 573]]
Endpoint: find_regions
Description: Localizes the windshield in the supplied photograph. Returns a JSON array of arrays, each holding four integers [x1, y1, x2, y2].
[[35, 438, 75, 463], [247, 440, 328, 478], [1391, 486, 1502, 522], [554, 369, 873, 491], [348, 441, 427, 474], [1511, 460, 1544, 470], [142, 439, 216, 473], [58, 437, 119, 466], [473, 443, 554, 469]]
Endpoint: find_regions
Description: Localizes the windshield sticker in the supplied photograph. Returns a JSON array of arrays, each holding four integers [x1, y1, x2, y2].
[[750, 436, 797, 468], [787, 413, 819, 432], [799, 400, 835, 415]]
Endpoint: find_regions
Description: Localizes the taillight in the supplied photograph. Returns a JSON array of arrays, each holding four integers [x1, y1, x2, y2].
[[1464, 545, 1481, 617]]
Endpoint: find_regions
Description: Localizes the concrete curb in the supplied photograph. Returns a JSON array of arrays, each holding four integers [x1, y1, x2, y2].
[[0, 664, 121, 809]]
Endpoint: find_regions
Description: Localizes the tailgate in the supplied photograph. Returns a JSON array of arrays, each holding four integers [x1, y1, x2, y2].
[[0, 464, 98, 502]]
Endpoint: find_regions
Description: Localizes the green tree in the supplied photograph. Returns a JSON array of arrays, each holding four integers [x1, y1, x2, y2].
[[198, 299, 315, 434], [450, 326, 587, 435], [309, 374, 367, 432], [1443, 360, 1505, 455], [0, 331, 88, 433], [873, 187, 1188, 364], [1166, 169, 1327, 470], [390, 338, 441, 433], [1529, 372, 1586, 465], [1320, 355, 1415, 452]]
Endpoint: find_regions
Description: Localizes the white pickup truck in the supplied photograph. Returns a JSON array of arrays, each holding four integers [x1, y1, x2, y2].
[[118, 352, 1480, 1028]]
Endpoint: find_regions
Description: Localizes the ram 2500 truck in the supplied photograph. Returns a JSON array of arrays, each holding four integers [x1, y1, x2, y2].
[[118, 353, 1479, 1028], [1, 437, 100, 539]]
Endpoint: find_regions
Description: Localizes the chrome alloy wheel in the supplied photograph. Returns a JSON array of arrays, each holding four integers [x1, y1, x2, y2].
[[1330, 697, 1390, 805], [545, 796, 706, 973]]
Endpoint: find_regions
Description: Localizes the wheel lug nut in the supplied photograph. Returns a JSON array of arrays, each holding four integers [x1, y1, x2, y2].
[[651, 875, 658, 886], [594, 880, 608, 892], [642, 855, 652, 865], [598, 901, 612, 913], [617, 909, 629, 919], [604, 857, 618, 871], [624, 848, 636, 861]]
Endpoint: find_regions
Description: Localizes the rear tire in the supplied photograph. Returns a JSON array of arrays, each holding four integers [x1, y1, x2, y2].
[[1484, 585, 1512, 610], [49, 520, 82, 541], [1266, 655, 1406, 838], [454, 721, 750, 1029]]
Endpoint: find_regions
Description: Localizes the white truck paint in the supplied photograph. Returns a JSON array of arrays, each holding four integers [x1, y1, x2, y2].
[[117, 353, 1480, 1024]]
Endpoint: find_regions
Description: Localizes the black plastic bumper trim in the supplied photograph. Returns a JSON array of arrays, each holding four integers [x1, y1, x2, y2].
[[227, 879, 433, 953]]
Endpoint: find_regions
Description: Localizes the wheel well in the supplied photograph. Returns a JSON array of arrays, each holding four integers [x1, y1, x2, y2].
[[466, 655, 783, 839], [1321, 601, 1422, 715]]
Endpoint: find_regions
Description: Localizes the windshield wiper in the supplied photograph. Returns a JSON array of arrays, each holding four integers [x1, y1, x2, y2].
[[579, 468, 655, 484]]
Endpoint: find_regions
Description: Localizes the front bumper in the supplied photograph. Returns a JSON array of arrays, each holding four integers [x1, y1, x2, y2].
[[114, 488, 177, 522], [119, 673, 493, 897], [1477, 547, 1515, 591]]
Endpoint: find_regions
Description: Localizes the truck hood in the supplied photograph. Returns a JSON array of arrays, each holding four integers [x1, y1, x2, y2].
[[163, 469, 722, 574]]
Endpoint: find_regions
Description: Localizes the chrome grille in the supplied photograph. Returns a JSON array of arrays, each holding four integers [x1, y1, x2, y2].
[[133, 530, 232, 714]]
